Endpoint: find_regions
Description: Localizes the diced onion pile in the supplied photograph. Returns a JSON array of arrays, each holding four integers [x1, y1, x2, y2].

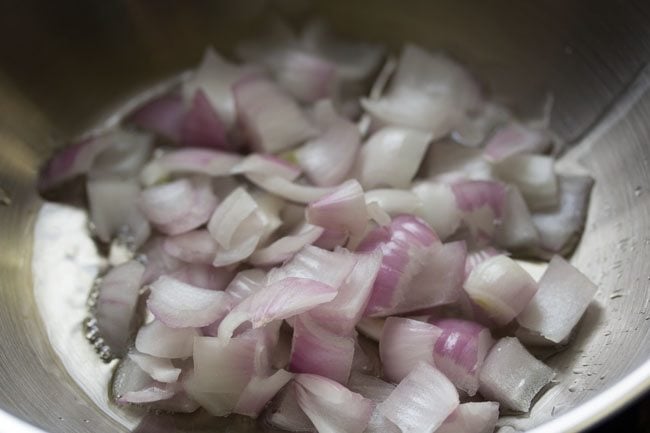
[[39, 20, 598, 433]]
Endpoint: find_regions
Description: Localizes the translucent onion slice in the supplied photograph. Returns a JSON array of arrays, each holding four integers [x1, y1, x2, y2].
[[181, 89, 230, 150], [478, 337, 554, 412], [168, 263, 233, 292], [125, 91, 186, 142], [484, 122, 551, 162], [233, 76, 318, 153], [147, 276, 234, 328], [464, 255, 538, 325], [135, 320, 198, 358], [163, 230, 218, 265], [464, 247, 502, 280], [428, 318, 494, 396], [365, 189, 420, 217], [411, 182, 462, 240], [233, 369, 294, 418], [140, 148, 243, 186], [379, 317, 441, 383], [435, 402, 500, 433], [296, 100, 361, 187], [289, 314, 355, 383], [87, 178, 151, 247], [266, 383, 315, 432], [424, 140, 493, 182], [295, 374, 373, 433], [118, 382, 178, 405], [306, 179, 368, 235], [517, 255, 597, 345], [128, 351, 182, 383], [217, 277, 338, 340], [494, 185, 539, 250], [249, 224, 324, 267], [359, 127, 432, 189], [348, 373, 400, 433], [273, 50, 338, 103], [451, 180, 507, 241], [245, 173, 334, 204], [494, 154, 558, 211], [95, 260, 145, 356], [231, 153, 302, 180], [225, 269, 267, 304], [378, 362, 459, 433]]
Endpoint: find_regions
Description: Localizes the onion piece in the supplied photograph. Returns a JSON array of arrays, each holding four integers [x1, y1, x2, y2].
[[140, 148, 243, 186], [183, 47, 253, 128], [125, 92, 186, 142], [531, 174, 594, 257], [379, 317, 441, 383], [356, 318, 385, 342], [233, 76, 318, 153], [428, 318, 494, 396], [392, 240, 466, 314], [425, 140, 494, 182], [464, 247, 502, 279], [348, 373, 400, 433], [135, 320, 198, 358], [245, 173, 334, 204], [128, 351, 182, 383], [266, 384, 316, 432], [295, 374, 373, 433], [357, 215, 441, 316], [494, 154, 558, 211], [225, 269, 267, 304], [361, 44, 480, 139], [464, 255, 538, 325], [451, 102, 510, 147], [435, 402, 500, 433], [231, 153, 301, 180], [411, 182, 462, 240], [140, 178, 218, 236], [296, 100, 361, 187], [365, 189, 421, 217], [272, 50, 338, 103], [313, 228, 349, 250], [451, 180, 507, 241], [289, 314, 355, 383], [95, 260, 145, 356], [306, 179, 368, 235], [359, 127, 432, 189], [163, 230, 218, 265], [378, 362, 459, 433], [307, 250, 382, 335], [484, 122, 551, 162], [140, 236, 184, 284], [479, 337, 554, 412], [249, 224, 324, 267], [181, 89, 230, 150], [169, 263, 234, 292], [218, 277, 338, 340], [517, 255, 597, 345], [147, 276, 234, 328], [87, 178, 151, 247], [118, 382, 178, 405], [234, 369, 294, 418], [494, 185, 539, 250]]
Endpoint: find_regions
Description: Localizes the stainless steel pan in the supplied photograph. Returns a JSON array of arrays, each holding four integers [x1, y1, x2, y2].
[[0, 1, 649, 432]]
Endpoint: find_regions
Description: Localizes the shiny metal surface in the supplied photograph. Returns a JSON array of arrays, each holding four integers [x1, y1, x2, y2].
[[0, 1, 649, 432]]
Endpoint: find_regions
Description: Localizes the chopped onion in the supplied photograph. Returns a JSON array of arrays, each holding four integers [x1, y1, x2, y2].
[[494, 185, 539, 250], [306, 179, 368, 235], [464, 255, 538, 325], [379, 317, 441, 382], [295, 374, 373, 433], [140, 148, 242, 186], [494, 154, 558, 211], [147, 276, 234, 328], [425, 140, 494, 182], [266, 384, 315, 432], [451, 180, 507, 241], [365, 189, 420, 217], [428, 318, 494, 396], [307, 250, 382, 335], [478, 337, 554, 412], [362, 44, 480, 139], [118, 382, 178, 405], [484, 122, 551, 162], [140, 236, 184, 284], [359, 127, 432, 189], [531, 174, 594, 257], [87, 178, 151, 247], [135, 319, 198, 358], [451, 102, 510, 147], [411, 182, 462, 240], [128, 351, 182, 383], [169, 263, 234, 292], [356, 318, 385, 342], [245, 173, 334, 204], [435, 402, 500, 433], [357, 215, 441, 316], [517, 255, 598, 345], [289, 314, 355, 383], [233, 76, 317, 153], [218, 277, 338, 340], [125, 92, 186, 142], [140, 178, 217, 236], [231, 153, 302, 180], [464, 247, 502, 279], [272, 49, 338, 103], [249, 224, 324, 267], [348, 373, 400, 433], [181, 89, 230, 150], [378, 362, 459, 433], [234, 369, 294, 418], [296, 100, 361, 187], [163, 230, 218, 265], [225, 269, 267, 304], [95, 260, 145, 356]]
